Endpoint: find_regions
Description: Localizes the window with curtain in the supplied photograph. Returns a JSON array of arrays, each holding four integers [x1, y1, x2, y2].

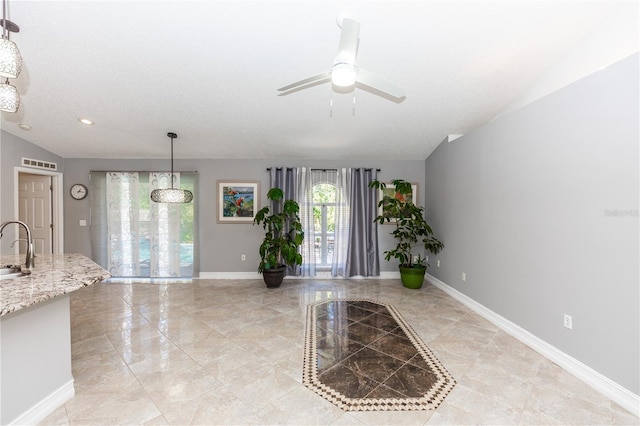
[[90, 171, 198, 278], [270, 166, 379, 278]]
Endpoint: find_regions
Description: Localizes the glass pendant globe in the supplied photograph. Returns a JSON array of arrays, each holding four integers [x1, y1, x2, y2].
[[0, 79, 19, 112], [0, 37, 22, 78], [150, 188, 193, 204]]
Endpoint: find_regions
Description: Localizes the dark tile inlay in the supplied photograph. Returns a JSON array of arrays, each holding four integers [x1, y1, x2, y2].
[[303, 298, 456, 411]]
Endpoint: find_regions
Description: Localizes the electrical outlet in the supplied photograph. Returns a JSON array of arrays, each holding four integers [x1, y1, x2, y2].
[[461, 272, 466, 282], [436, 260, 440, 267], [564, 314, 572, 330], [241, 254, 246, 261], [413, 255, 419, 263]]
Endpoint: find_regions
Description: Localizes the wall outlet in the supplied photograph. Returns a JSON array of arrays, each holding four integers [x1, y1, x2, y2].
[[413, 255, 419, 263], [461, 272, 466, 282], [241, 254, 246, 261], [436, 259, 440, 267], [564, 314, 573, 330]]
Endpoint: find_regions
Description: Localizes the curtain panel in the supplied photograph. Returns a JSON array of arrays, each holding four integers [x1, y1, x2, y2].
[[345, 168, 380, 277], [269, 167, 302, 276]]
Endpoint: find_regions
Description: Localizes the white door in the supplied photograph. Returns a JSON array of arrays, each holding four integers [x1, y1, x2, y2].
[[18, 173, 53, 254]]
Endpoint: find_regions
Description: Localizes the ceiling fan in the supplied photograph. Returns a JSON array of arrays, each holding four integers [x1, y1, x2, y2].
[[277, 17, 406, 102]]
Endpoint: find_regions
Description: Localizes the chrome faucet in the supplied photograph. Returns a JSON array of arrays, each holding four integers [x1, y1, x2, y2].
[[0, 220, 35, 270]]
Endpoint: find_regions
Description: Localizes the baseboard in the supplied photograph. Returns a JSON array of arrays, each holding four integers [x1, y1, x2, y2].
[[197, 271, 401, 280], [425, 273, 640, 417], [197, 272, 262, 279], [9, 379, 75, 426]]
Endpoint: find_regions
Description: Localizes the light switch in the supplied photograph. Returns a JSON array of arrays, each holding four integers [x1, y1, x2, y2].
[[79, 219, 87, 227]]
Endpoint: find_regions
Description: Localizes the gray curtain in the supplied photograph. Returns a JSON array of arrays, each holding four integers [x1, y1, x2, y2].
[[269, 167, 302, 276], [345, 168, 380, 277]]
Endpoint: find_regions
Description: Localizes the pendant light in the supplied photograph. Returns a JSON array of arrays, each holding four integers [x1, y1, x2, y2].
[[150, 132, 193, 204], [0, 0, 22, 79], [0, 77, 18, 112]]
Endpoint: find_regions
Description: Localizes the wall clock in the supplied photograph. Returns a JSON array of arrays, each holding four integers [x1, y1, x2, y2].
[[70, 184, 88, 200]]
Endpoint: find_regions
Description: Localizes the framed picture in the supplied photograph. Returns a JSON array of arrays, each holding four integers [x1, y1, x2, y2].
[[217, 180, 260, 223], [378, 182, 418, 224]]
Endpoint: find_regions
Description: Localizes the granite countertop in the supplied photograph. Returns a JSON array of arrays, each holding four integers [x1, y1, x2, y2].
[[0, 253, 111, 316]]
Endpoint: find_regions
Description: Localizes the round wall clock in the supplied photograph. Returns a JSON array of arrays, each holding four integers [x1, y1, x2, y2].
[[70, 184, 88, 200]]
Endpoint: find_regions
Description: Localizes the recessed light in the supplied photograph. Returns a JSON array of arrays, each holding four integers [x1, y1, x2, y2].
[[18, 123, 31, 131], [78, 118, 94, 125]]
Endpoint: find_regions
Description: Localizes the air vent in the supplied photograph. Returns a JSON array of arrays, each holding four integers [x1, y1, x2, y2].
[[22, 157, 58, 171]]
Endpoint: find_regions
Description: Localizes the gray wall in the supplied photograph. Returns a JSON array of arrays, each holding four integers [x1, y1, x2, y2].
[[424, 53, 639, 393], [63, 158, 425, 273], [0, 131, 64, 252]]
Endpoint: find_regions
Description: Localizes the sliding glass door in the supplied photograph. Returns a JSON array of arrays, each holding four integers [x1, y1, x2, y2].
[[90, 171, 196, 278]]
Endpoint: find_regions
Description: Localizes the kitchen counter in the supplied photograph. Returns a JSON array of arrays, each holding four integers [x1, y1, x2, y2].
[[0, 253, 110, 316], [0, 253, 110, 425]]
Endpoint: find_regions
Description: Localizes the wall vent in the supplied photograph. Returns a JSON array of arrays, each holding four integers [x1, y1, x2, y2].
[[22, 157, 58, 171]]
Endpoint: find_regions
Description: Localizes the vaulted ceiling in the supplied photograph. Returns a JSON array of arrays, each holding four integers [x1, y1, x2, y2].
[[0, 1, 630, 160]]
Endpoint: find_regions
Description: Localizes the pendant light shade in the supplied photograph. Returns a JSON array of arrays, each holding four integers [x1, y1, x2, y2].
[[0, 0, 22, 113], [150, 187, 193, 203], [150, 132, 193, 204], [0, 35, 21, 78], [0, 77, 18, 112]]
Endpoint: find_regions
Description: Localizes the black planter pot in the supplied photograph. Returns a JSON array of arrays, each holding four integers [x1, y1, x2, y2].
[[262, 266, 286, 288]]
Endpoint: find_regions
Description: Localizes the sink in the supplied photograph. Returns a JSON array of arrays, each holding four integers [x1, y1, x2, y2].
[[0, 265, 29, 280]]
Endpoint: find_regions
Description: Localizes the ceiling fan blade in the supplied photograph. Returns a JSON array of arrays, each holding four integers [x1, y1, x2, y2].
[[278, 72, 331, 92], [356, 68, 406, 100], [337, 18, 360, 63]]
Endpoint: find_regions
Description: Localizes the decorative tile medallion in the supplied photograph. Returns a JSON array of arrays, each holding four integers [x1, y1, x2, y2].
[[303, 298, 456, 411]]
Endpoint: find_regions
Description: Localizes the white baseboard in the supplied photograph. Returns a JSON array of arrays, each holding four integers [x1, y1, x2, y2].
[[425, 273, 640, 417], [197, 272, 262, 279], [9, 379, 75, 426], [197, 271, 401, 280]]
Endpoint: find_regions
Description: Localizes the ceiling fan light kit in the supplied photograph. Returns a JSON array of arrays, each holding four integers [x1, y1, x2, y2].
[[278, 17, 405, 102], [331, 62, 356, 87], [150, 132, 194, 204]]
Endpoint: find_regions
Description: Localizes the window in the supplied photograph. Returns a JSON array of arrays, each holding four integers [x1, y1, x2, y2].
[[312, 183, 336, 267]]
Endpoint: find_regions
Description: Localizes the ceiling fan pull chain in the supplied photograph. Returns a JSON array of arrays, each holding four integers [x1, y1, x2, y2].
[[329, 94, 333, 118]]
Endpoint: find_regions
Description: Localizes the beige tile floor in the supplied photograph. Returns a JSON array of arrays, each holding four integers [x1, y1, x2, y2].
[[41, 278, 639, 425]]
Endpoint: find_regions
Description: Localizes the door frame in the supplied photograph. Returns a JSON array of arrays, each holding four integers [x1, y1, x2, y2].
[[14, 167, 64, 254]]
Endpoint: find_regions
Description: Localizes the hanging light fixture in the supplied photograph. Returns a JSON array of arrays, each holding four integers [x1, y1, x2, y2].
[[0, 0, 22, 79], [0, 77, 18, 112], [150, 132, 193, 204]]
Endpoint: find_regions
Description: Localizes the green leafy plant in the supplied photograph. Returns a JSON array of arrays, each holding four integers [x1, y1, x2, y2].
[[369, 179, 443, 268], [254, 188, 304, 273]]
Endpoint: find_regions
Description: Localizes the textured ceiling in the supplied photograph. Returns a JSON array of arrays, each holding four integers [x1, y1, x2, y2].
[[0, 1, 628, 160]]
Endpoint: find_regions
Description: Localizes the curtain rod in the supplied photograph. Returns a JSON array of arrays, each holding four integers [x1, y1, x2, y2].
[[266, 167, 380, 172], [89, 170, 198, 173]]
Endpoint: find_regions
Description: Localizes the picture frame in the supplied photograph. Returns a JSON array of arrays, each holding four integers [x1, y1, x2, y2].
[[378, 182, 418, 224], [217, 180, 260, 223]]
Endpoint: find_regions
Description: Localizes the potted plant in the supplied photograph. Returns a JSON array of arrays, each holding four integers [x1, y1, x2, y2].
[[254, 187, 304, 288], [369, 179, 444, 289]]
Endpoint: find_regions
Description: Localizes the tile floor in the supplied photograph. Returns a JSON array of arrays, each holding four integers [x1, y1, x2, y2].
[[307, 299, 455, 411], [42, 278, 638, 425]]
